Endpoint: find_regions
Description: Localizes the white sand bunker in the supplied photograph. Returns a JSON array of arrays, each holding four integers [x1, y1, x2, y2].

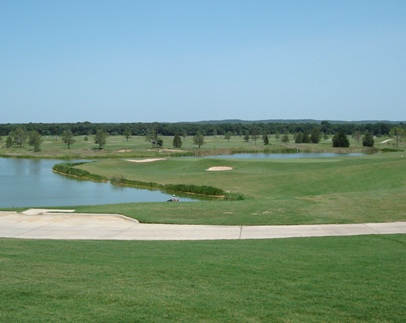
[[127, 158, 167, 163], [380, 139, 393, 144], [207, 166, 233, 171]]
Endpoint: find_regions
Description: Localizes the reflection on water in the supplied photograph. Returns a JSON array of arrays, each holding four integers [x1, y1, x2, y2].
[[0, 158, 196, 208]]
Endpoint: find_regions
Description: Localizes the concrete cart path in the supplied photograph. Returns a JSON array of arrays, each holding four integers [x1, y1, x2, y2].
[[0, 209, 405, 241]]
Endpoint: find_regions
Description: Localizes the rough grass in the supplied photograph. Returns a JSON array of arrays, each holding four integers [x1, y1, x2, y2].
[[1, 235, 405, 322], [74, 152, 406, 225]]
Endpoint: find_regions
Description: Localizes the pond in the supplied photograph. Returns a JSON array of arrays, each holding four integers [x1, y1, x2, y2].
[[0, 158, 196, 208], [207, 152, 364, 159]]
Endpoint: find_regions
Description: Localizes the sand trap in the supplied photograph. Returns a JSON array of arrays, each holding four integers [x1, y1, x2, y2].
[[207, 166, 233, 171], [380, 139, 393, 144], [117, 149, 132, 152], [127, 158, 167, 163]]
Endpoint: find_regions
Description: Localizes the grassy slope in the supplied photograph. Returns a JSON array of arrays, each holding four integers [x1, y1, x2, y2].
[[75, 152, 406, 225], [1, 235, 405, 322]]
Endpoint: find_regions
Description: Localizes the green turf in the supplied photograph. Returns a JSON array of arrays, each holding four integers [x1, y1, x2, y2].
[[1, 235, 404, 322], [1, 134, 400, 158], [73, 152, 406, 225]]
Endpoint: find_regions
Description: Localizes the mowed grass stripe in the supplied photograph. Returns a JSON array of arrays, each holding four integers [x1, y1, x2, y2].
[[1, 235, 405, 322]]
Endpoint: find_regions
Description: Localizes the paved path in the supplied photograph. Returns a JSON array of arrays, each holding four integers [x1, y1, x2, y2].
[[1, 209, 405, 241]]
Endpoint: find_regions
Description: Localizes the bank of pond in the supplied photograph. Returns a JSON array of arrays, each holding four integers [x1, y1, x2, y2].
[[0, 152, 366, 208]]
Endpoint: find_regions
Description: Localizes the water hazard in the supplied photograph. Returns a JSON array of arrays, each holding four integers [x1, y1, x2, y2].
[[0, 158, 195, 208]]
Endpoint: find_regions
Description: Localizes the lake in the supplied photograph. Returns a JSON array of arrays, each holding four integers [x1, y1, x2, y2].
[[0, 158, 195, 208], [208, 152, 364, 159]]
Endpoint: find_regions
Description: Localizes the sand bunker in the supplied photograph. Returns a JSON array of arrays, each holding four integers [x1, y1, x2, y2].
[[207, 166, 233, 171], [127, 158, 167, 163], [380, 139, 393, 144]]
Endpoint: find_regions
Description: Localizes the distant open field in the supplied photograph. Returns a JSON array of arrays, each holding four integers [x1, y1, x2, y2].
[[1, 133, 403, 158]]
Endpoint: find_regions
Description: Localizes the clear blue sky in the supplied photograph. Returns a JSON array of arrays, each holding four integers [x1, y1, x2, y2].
[[1, 0, 405, 123]]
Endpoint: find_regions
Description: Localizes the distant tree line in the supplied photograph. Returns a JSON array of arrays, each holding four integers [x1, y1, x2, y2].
[[0, 121, 403, 138]]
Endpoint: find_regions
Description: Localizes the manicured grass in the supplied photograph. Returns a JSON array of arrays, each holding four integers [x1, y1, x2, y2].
[[1, 235, 405, 322], [74, 152, 406, 225], [2, 134, 401, 158]]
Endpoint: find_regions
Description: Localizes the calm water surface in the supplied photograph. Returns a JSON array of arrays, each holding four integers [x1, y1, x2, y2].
[[0, 158, 195, 208], [208, 152, 364, 159]]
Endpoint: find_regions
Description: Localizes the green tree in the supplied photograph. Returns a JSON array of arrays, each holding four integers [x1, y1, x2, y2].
[[146, 129, 157, 143], [192, 133, 205, 148], [28, 130, 43, 152], [310, 127, 321, 143], [302, 131, 311, 143], [353, 131, 362, 144], [281, 133, 289, 143], [124, 128, 132, 141], [12, 127, 27, 147], [332, 131, 350, 147], [94, 129, 107, 150], [5, 134, 13, 148], [295, 132, 303, 143], [224, 131, 232, 141], [243, 131, 250, 142], [390, 127, 405, 148], [173, 133, 182, 148], [61, 129, 76, 149], [263, 134, 269, 145], [362, 131, 374, 147], [250, 126, 261, 145]]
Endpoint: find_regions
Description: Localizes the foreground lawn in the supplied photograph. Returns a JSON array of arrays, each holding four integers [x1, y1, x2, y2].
[[1, 235, 404, 322], [74, 152, 406, 225]]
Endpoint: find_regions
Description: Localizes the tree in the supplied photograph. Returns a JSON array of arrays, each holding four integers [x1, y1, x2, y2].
[[5, 134, 13, 148], [173, 133, 182, 148], [124, 128, 132, 141], [332, 131, 350, 147], [295, 132, 303, 143], [302, 131, 311, 143], [310, 127, 321, 143], [192, 133, 205, 148], [224, 131, 232, 141], [146, 129, 157, 143], [94, 129, 107, 150], [390, 127, 405, 148], [182, 130, 187, 141], [353, 131, 362, 144], [12, 127, 27, 147], [250, 126, 261, 145], [281, 133, 289, 143], [243, 131, 250, 142], [263, 134, 269, 145], [61, 129, 76, 149], [362, 131, 374, 147], [28, 130, 43, 152]]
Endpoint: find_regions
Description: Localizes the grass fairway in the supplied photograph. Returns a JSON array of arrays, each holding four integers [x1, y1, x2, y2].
[[74, 152, 406, 225], [1, 235, 405, 322]]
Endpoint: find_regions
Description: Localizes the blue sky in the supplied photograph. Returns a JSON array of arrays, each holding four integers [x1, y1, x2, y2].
[[1, 0, 405, 123]]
